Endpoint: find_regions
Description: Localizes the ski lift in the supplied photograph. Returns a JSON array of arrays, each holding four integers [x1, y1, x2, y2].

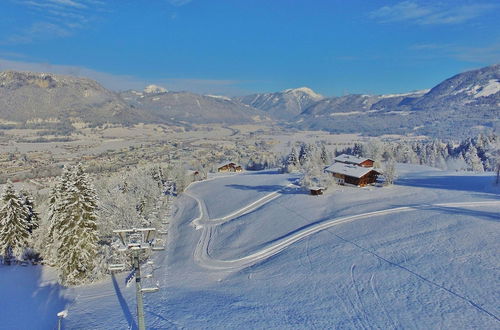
[[108, 263, 126, 272], [151, 246, 165, 251], [157, 230, 168, 235], [141, 287, 159, 293]]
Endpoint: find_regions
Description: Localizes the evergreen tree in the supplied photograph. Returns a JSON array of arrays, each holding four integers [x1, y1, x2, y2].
[[464, 145, 484, 172], [298, 143, 315, 166], [45, 166, 73, 263], [320, 144, 329, 165], [0, 183, 30, 264], [282, 147, 299, 173], [352, 143, 363, 157], [18, 190, 39, 233], [47, 164, 100, 285]]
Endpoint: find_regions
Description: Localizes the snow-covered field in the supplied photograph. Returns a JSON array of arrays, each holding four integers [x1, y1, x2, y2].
[[2, 165, 499, 329]]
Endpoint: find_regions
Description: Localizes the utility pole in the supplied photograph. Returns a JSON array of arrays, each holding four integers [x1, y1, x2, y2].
[[111, 228, 161, 330]]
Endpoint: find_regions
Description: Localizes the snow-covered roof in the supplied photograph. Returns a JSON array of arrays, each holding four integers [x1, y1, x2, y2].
[[217, 161, 240, 168], [334, 154, 373, 165], [324, 162, 378, 178]]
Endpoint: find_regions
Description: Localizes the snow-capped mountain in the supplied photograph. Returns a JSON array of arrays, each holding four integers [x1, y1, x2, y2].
[[292, 64, 500, 138], [235, 87, 323, 120]]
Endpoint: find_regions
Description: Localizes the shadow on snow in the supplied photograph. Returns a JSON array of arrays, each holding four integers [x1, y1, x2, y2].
[[0, 265, 72, 330]]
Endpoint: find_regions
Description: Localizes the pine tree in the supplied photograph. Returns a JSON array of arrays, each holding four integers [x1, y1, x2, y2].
[[0, 183, 30, 264], [299, 143, 314, 166], [18, 190, 39, 233], [320, 144, 329, 165], [45, 165, 73, 263], [283, 147, 299, 173], [464, 145, 484, 172], [353, 143, 363, 157], [55, 164, 99, 285]]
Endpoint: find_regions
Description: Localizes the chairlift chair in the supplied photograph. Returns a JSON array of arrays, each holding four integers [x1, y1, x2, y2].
[[141, 287, 159, 293], [108, 263, 126, 272]]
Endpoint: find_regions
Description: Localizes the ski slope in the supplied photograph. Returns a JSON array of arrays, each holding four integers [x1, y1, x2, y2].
[[2, 165, 499, 329]]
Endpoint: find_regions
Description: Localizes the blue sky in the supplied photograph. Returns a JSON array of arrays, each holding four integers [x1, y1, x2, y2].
[[0, 0, 499, 96]]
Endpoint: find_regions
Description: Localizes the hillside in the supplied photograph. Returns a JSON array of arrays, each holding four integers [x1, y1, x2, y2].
[[3, 165, 498, 329], [0, 71, 153, 126], [120, 88, 270, 125]]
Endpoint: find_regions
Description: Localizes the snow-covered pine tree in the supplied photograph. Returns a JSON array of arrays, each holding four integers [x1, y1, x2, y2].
[[19, 189, 39, 233], [44, 165, 73, 263], [352, 143, 363, 157], [0, 183, 31, 264], [464, 145, 484, 172], [283, 147, 299, 173], [299, 143, 314, 166], [320, 144, 329, 165], [55, 164, 99, 285]]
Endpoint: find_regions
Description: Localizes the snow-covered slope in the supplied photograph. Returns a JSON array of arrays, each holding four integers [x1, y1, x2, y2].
[[2, 165, 499, 329]]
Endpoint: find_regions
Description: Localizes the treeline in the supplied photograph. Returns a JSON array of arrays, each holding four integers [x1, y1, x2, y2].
[[347, 133, 499, 172]]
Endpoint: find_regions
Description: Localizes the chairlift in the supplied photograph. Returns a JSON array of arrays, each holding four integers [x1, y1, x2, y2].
[[141, 287, 159, 293], [157, 230, 168, 235], [108, 263, 126, 272], [146, 261, 154, 265], [144, 274, 153, 279], [152, 246, 165, 251]]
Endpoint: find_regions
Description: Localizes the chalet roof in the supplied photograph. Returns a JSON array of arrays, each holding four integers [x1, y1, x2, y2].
[[334, 154, 373, 165], [324, 162, 379, 178], [217, 161, 240, 168]]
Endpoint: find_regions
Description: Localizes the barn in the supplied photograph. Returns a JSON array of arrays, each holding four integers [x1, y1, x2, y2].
[[324, 162, 380, 187]]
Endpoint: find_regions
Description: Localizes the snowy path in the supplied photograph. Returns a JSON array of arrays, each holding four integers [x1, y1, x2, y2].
[[187, 185, 500, 271]]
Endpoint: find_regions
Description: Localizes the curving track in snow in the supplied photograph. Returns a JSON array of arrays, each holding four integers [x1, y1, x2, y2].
[[186, 186, 500, 271]]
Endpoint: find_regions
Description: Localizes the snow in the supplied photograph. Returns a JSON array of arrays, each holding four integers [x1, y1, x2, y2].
[[378, 89, 430, 98], [474, 79, 500, 98], [1, 165, 500, 329], [283, 87, 323, 100], [143, 84, 167, 94], [334, 154, 373, 164], [206, 94, 232, 101], [324, 162, 376, 178]]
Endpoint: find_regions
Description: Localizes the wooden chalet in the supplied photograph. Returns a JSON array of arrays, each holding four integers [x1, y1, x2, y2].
[[334, 154, 374, 167], [325, 154, 380, 187], [217, 162, 243, 173]]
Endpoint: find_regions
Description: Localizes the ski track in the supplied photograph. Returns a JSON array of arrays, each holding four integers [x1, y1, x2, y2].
[[182, 182, 500, 322], [186, 185, 500, 271]]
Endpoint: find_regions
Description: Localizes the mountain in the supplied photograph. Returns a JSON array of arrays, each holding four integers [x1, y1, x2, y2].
[[293, 64, 500, 138], [0, 71, 152, 126], [120, 88, 269, 125], [235, 87, 323, 120], [405, 64, 500, 110]]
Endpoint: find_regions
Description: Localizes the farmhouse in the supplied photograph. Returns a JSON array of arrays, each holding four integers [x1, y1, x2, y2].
[[334, 154, 374, 167], [217, 162, 243, 173], [325, 156, 380, 187]]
